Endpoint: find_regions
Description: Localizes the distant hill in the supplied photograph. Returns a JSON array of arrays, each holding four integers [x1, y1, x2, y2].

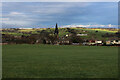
[[1, 27, 118, 41]]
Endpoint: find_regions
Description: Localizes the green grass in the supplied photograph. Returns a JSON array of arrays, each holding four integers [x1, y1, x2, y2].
[[2, 44, 118, 78], [2, 32, 30, 36]]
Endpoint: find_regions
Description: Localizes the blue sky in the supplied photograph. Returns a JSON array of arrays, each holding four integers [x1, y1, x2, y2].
[[2, 2, 118, 28]]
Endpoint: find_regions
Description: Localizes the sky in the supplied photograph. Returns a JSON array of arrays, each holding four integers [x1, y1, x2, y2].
[[1, 2, 118, 28]]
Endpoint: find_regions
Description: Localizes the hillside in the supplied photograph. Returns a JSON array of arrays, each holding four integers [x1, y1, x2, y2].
[[1, 28, 118, 41]]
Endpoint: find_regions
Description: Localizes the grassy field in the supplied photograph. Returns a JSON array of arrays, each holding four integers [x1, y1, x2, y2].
[[2, 44, 118, 78]]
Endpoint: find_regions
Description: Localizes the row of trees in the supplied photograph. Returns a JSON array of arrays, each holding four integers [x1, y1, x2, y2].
[[2, 31, 84, 45], [2, 28, 118, 45]]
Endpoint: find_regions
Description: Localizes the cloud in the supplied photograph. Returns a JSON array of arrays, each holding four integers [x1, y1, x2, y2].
[[1, 18, 10, 21], [61, 24, 118, 28], [9, 12, 23, 15], [1, 17, 32, 26], [2, 20, 30, 25], [33, 8, 65, 15], [2, 2, 118, 28], [8, 12, 27, 17], [31, 3, 91, 16]]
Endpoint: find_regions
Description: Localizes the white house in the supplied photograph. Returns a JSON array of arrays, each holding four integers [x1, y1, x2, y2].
[[76, 34, 87, 36], [95, 40, 103, 44], [106, 40, 120, 45]]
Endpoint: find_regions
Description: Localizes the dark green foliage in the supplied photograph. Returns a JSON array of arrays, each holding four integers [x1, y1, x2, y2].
[[69, 35, 83, 43]]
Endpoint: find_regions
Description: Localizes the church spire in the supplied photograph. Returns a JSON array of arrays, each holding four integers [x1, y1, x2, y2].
[[54, 23, 59, 35]]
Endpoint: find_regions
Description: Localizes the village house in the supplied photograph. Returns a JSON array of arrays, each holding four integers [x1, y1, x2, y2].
[[106, 40, 120, 45], [59, 37, 70, 45], [76, 33, 88, 36], [83, 40, 95, 45], [83, 40, 103, 46], [88, 40, 96, 45], [65, 34, 72, 37], [95, 40, 103, 45]]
